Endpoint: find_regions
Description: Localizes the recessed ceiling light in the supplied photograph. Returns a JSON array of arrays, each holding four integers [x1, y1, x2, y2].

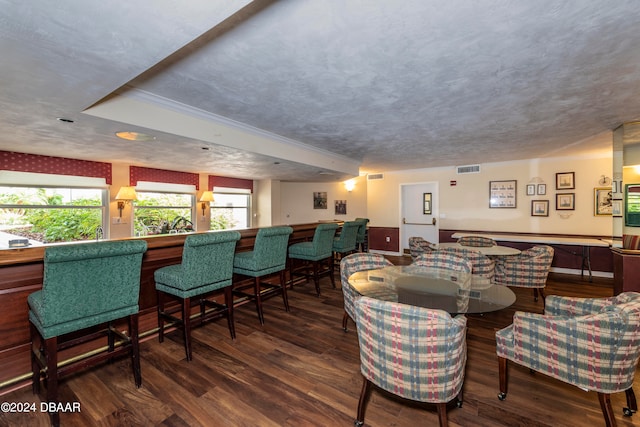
[[115, 131, 156, 141]]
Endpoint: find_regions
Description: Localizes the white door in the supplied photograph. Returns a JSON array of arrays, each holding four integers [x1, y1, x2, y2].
[[400, 182, 439, 254]]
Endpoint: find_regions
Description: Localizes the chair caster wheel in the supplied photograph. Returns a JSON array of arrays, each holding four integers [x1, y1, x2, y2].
[[354, 420, 364, 426], [498, 392, 507, 401], [623, 407, 635, 417], [456, 399, 463, 408]]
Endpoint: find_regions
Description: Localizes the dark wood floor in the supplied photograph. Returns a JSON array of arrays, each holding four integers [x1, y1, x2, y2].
[[1, 256, 638, 426]]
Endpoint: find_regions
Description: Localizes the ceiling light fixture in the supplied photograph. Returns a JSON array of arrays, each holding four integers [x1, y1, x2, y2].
[[115, 131, 156, 141]]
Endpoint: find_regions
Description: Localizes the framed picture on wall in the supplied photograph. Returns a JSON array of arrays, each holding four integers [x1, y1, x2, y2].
[[526, 184, 536, 196], [594, 187, 613, 216], [489, 180, 517, 208], [556, 193, 575, 210], [537, 184, 546, 195], [556, 172, 575, 190], [313, 192, 327, 209], [334, 200, 347, 215], [612, 199, 623, 217], [531, 200, 549, 217]]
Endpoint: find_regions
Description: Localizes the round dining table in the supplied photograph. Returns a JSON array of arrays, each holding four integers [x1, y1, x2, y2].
[[348, 265, 516, 314]]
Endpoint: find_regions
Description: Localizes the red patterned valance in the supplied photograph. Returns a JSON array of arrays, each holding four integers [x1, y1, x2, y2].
[[130, 166, 199, 190], [0, 150, 112, 184], [208, 175, 253, 192]]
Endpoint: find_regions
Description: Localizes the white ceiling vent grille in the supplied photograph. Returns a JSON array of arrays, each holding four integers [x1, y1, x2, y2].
[[456, 164, 481, 174], [367, 173, 384, 180]]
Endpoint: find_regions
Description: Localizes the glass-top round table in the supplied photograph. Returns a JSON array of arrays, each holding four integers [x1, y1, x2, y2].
[[348, 265, 516, 314]]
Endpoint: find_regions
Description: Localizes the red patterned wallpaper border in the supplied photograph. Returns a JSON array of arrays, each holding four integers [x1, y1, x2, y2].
[[0, 150, 112, 184], [130, 166, 199, 190], [208, 175, 253, 192]]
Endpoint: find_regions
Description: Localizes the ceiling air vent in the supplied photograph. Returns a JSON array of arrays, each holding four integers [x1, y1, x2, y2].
[[367, 173, 384, 180], [456, 164, 481, 174]]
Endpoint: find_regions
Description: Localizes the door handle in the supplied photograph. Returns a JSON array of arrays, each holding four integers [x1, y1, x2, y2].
[[432, 217, 437, 225]]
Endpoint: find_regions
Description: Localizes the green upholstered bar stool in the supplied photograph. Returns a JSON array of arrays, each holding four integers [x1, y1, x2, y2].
[[29, 240, 147, 427], [332, 220, 360, 270], [354, 217, 369, 252], [288, 223, 339, 296], [232, 226, 293, 325], [154, 230, 240, 361]]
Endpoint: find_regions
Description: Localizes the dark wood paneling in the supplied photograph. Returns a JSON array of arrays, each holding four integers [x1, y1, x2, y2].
[[368, 227, 399, 252]]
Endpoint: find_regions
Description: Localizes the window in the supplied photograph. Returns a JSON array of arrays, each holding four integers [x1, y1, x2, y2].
[[210, 190, 251, 230], [134, 191, 194, 236], [0, 186, 106, 244]]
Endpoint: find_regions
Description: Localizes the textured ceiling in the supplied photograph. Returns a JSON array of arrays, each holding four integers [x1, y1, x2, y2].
[[1, 0, 640, 182]]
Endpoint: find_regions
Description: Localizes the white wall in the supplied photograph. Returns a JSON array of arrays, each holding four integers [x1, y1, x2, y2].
[[279, 175, 368, 225], [366, 155, 614, 235]]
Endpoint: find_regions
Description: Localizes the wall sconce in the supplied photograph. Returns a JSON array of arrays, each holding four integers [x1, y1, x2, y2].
[[199, 191, 215, 216], [115, 186, 137, 217], [344, 180, 356, 192]]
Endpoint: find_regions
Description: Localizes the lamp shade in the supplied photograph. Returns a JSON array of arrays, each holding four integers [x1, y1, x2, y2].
[[199, 191, 215, 202], [115, 186, 137, 201]]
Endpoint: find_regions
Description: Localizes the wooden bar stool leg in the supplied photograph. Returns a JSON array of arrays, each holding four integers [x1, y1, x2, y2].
[[224, 286, 236, 340], [182, 297, 192, 361], [44, 336, 59, 427], [280, 270, 290, 312], [157, 291, 165, 343], [129, 313, 142, 388], [30, 323, 41, 394], [254, 276, 265, 325]]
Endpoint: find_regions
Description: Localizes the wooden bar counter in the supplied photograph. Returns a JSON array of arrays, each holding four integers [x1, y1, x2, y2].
[[0, 222, 322, 392]]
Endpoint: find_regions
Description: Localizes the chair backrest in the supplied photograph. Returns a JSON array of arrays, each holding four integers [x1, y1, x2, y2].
[[354, 297, 467, 403], [439, 247, 495, 278], [354, 218, 369, 243], [333, 221, 360, 252], [408, 236, 435, 260], [494, 245, 553, 288], [340, 253, 394, 320], [311, 223, 340, 257], [457, 236, 496, 247], [413, 252, 472, 274], [39, 240, 147, 327], [251, 226, 294, 270], [181, 230, 241, 288]]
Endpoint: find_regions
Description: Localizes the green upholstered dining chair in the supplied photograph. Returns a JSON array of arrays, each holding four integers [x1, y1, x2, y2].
[[288, 222, 339, 296], [332, 220, 360, 268], [232, 226, 293, 325], [154, 230, 240, 361], [29, 240, 147, 427], [354, 217, 369, 252], [354, 296, 468, 427]]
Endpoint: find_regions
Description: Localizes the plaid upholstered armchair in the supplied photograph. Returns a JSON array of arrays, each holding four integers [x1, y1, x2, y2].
[[457, 235, 496, 247], [354, 297, 468, 427], [496, 292, 640, 427], [339, 252, 393, 332], [439, 247, 495, 288], [408, 236, 435, 260], [493, 245, 554, 302], [413, 252, 473, 274]]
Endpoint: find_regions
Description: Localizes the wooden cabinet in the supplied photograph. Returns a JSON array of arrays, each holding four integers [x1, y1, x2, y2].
[[612, 248, 640, 294]]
